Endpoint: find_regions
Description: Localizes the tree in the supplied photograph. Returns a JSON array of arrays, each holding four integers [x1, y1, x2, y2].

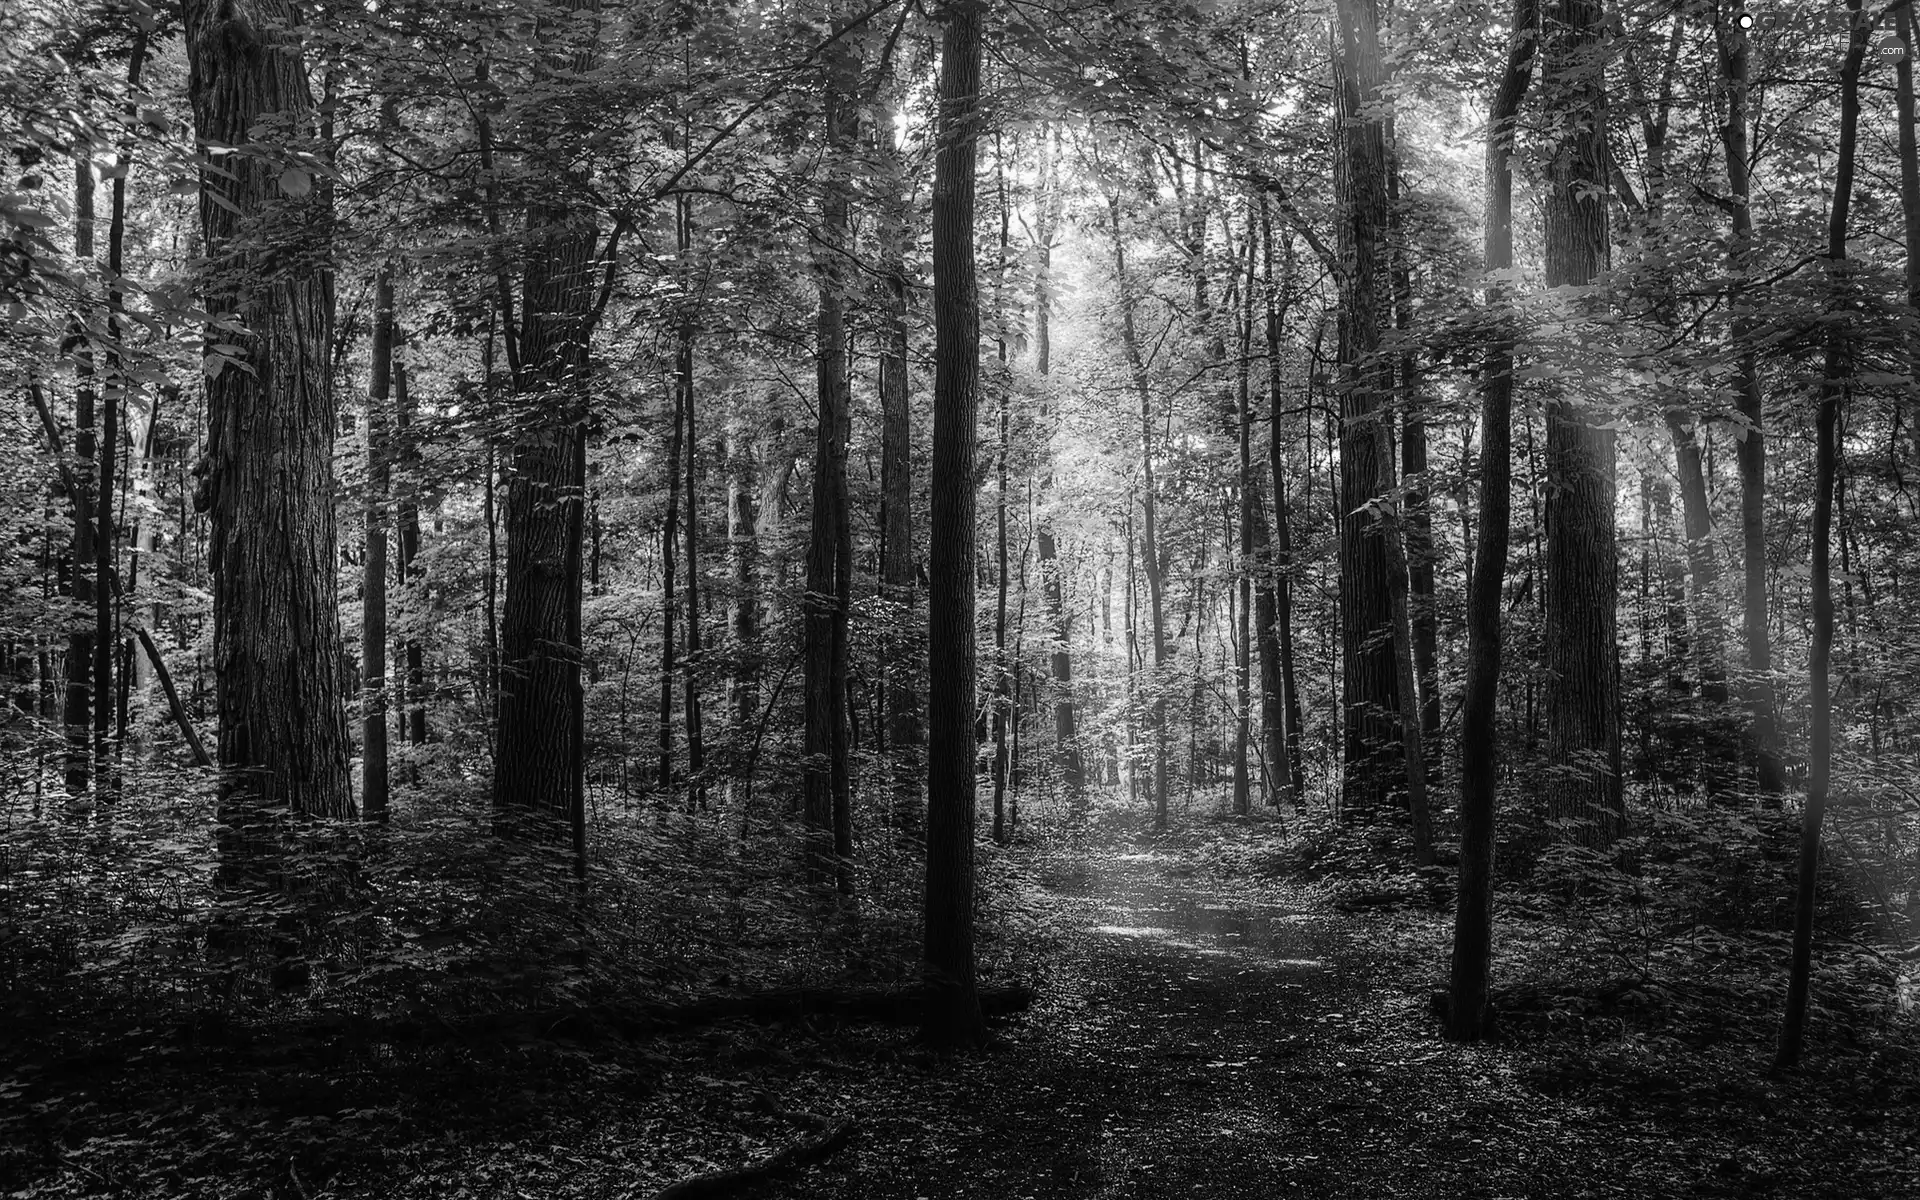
[[183, 0, 352, 816], [1448, 0, 1538, 1044], [1539, 0, 1621, 849], [363, 265, 395, 822], [922, 0, 988, 1049], [804, 10, 859, 895], [1777, 0, 1867, 1074]]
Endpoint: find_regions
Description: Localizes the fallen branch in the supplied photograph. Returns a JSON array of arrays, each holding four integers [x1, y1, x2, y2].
[[650, 1119, 856, 1200], [256, 981, 1038, 1049]]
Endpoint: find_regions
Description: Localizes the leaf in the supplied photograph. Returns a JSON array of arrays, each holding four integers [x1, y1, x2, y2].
[[278, 167, 312, 198]]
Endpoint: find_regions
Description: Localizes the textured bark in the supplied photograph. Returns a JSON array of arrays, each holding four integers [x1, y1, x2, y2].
[[1715, 6, 1784, 795], [923, 0, 987, 1048], [1778, 0, 1865, 1073], [362, 267, 394, 821], [394, 364, 426, 749], [1031, 131, 1083, 806], [1332, 0, 1400, 821], [805, 26, 856, 895], [1901, 4, 1920, 472], [659, 368, 683, 798], [1261, 201, 1305, 802], [681, 201, 706, 813], [877, 110, 920, 803], [184, 0, 351, 815], [65, 167, 96, 796], [727, 403, 759, 736], [1106, 193, 1171, 833], [1541, 0, 1622, 849], [1448, 0, 1536, 1043]]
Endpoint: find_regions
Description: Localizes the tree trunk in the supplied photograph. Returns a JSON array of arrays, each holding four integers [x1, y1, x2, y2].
[[1332, 0, 1400, 821], [877, 102, 921, 818], [1448, 0, 1536, 1043], [1777, 0, 1865, 1073], [65, 162, 96, 797], [991, 145, 1012, 846], [1105, 193, 1171, 833], [681, 199, 706, 813], [184, 0, 352, 816], [1233, 209, 1255, 816], [923, 0, 987, 1048], [660, 358, 684, 797], [394, 361, 427, 750], [1716, 4, 1785, 795], [1261, 202, 1306, 803], [1388, 131, 1439, 751], [728, 402, 760, 738], [1541, 0, 1622, 850], [1028, 131, 1081, 811], [806, 32, 856, 896], [363, 266, 394, 821]]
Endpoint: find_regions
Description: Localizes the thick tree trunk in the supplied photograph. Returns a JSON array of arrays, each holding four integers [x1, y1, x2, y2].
[[184, 0, 352, 816], [805, 35, 856, 896], [1541, 0, 1622, 849], [1717, 6, 1785, 796], [1332, 0, 1400, 821], [923, 0, 987, 1048], [1448, 0, 1536, 1043], [1778, 0, 1865, 1073], [362, 266, 394, 821]]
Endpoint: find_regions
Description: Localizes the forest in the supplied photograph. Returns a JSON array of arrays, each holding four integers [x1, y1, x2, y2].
[[2, 0, 1918, 1194]]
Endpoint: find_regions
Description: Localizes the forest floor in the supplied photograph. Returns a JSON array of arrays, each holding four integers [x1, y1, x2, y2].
[[4, 802, 1919, 1198]]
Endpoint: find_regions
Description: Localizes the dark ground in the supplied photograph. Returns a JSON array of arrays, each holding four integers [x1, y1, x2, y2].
[[4, 815, 1917, 1199]]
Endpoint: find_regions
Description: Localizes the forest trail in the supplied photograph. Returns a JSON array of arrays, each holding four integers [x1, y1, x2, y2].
[[763, 836, 1882, 1200]]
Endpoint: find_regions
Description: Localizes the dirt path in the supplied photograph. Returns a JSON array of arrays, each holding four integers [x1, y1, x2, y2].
[[759, 843, 1914, 1200]]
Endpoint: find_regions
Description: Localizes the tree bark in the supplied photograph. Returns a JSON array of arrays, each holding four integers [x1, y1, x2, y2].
[[362, 265, 393, 821], [681, 199, 706, 813], [1449, 0, 1537, 1043], [1233, 208, 1255, 816], [1332, 0, 1400, 822], [1105, 192, 1172, 832], [394, 362, 427, 749], [1715, 2, 1785, 795], [1777, 0, 1865, 1073], [183, 0, 352, 816], [65, 163, 96, 797], [1541, 0, 1622, 849], [923, 0, 987, 1048], [876, 99, 921, 816], [1261, 202, 1306, 803], [805, 23, 857, 895], [1025, 133, 1082, 813], [659, 361, 684, 799]]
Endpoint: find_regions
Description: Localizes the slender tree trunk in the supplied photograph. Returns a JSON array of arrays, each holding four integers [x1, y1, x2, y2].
[[681, 200, 706, 812], [362, 266, 394, 821], [1542, 0, 1622, 849], [877, 102, 921, 819], [1778, 0, 1865, 1073], [1332, 0, 1400, 821], [1388, 127, 1439, 751], [991, 144, 1011, 845], [184, 0, 351, 816], [394, 362, 426, 749], [1716, 4, 1785, 795], [922, 0, 987, 1048], [1262, 202, 1306, 803], [1105, 194, 1171, 832], [65, 158, 96, 796], [660, 361, 684, 797], [1900, 3, 1920, 471], [1448, 0, 1536, 1043], [728, 402, 760, 738], [1233, 209, 1255, 816]]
